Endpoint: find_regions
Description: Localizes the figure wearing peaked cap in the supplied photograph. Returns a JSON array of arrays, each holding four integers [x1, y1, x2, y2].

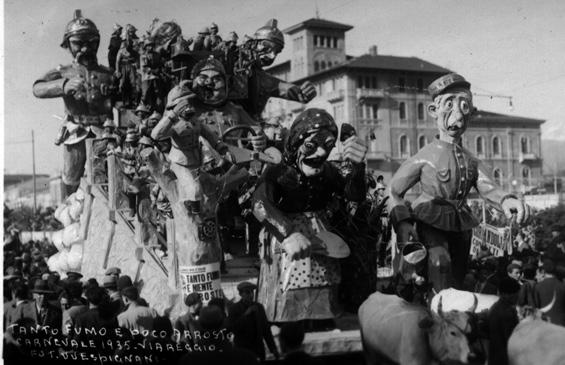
[[251, 108, 367, 322], [33, 10, 116, 197], [193, 26, 211, 51], [66, 271, 83, 281], [389, 73, 531, 293]]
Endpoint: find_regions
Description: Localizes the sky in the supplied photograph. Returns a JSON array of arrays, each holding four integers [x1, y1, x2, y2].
[[3, 0, 565, 175]]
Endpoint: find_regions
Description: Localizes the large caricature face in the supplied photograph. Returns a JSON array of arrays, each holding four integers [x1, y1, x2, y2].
[[296, 129, 336, 177], [192, 69, 227, 106], [68, 35, 99, 64], [255, 40, 282, 67], [428, 87, 473, 141]]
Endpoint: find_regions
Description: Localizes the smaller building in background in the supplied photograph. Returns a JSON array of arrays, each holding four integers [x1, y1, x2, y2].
[[4, 174, 63, 208]]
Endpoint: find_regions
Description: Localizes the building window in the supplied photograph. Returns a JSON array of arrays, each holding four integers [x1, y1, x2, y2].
[[492, 136, 501, 156], [417, 103, 425, 120], [365, 77, 371, 90], [476, 136, 484, 156], [333, 37, 338, 48], [399, 135, 410, 157], [328, 60, 332, 68], [358, 75, 363, 88], [417, 78, 424, 92], [493, 168, 503, 186], [522, 167, 531, 186], [314, 35, 319, 47], [320, 61, 326, 70], [314, 61, 319, 72], [371, 76, 377, 89], [399, 102, 406, 120], [399, 77, 406, 91], [372, 104, 379, 119], [521, 136, 529, 153], [418, 135, 427, 149]]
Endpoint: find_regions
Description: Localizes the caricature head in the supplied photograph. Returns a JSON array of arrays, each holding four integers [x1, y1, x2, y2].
[[253, 19, 284, 67], [427, 74, 474, 142], [191, 56, 227, 106], [61, 10, 100, 64], [285, 108, 338, 177]]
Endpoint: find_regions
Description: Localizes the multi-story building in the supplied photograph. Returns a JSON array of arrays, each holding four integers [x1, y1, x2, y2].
[[264, 17, 544, 193]]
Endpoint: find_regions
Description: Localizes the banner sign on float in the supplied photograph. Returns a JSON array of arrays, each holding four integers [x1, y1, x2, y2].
[[179, 263, 223, 303], [470, 223, 511, 258]]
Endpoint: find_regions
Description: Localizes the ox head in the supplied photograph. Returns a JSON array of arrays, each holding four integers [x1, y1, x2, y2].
[[516, 291, 556, 322], [419, 296, 474, 364], [436, 294, 478, 336]]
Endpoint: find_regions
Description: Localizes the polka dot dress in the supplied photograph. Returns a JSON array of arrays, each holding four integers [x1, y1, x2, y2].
[[275, 213, 341, 291]]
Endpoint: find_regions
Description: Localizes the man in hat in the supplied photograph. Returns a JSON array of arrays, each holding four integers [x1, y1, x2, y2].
[[233, 19, 317, 121], [32, 279, 62, 328], [134, 103, 151, 123], [108, 23, 123, 71], [4, 282, 36, 331], [227, 281, 279, 361], [66, 271, 83, 282], [488, 277, 521, 365], [117, 286, 159, 332], [192, 27, 210, 51], [33, 9, 116, 197], [534, 259, 565, 326], [174, 292, 203, 346], [389, 73, 532, 293], [116, 24, 140, 106], [139, 37, 165, 110]]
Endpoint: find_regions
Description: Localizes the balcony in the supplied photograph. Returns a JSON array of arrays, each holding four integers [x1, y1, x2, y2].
[[326, 90, 344, 103], [519, 152, 540, 163], [356, 88, 385, 101]]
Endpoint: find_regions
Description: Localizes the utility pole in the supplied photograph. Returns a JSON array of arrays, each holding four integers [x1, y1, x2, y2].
[[555, 161, 558, 194], [32, 130, 37, 215]]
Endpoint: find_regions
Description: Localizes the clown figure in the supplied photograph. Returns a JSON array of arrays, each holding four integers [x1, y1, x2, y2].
[[251, 108, 367, 322]]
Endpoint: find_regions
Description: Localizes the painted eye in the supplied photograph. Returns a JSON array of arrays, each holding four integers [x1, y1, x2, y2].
[[304, 141, 316, 150], [460, 100, 470, 114], [445, 100, 453, 109]]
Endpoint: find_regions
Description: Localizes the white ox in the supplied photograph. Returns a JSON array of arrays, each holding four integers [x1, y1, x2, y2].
[[430, 288, 499, 314], [359, 292, 473, 365], [508, 296, 564, 365]]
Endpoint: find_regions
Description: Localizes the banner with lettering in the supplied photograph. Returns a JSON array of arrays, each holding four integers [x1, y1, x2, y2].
[[179, 263, 223, 303], [471, 223, 512, 258]]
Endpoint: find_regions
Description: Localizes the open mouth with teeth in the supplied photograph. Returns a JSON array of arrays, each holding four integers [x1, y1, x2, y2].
[[302, 156, 325, 168]]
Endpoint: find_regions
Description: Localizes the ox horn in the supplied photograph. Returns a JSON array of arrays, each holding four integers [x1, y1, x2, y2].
[[540, 291, 556, 314], [468, 294, 478, 313], [437, 295, 444, 317]]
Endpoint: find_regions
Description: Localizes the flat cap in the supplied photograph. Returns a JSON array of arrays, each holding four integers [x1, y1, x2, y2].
[[428, 73, 471, 99], [237, 281, 257, 292], [184, 292, 202, 306], [105, 267, 121, 276], [66, 271, 83, 279], [102, 275, 118, 289]]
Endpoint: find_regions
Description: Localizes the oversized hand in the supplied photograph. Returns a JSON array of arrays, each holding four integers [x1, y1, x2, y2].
[[300, 81, 316, 103], [396, 221, 418, 243], [249, 132, 267, 152], [171, 97, 195, 118], [283, 232, 312, 260], [64, 77, 86, 99], [342, 136, 367, 163], [501, 197, 532, 225]]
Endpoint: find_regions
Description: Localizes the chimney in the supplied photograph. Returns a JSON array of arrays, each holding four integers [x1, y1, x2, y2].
[[369, 45, 378, 56]]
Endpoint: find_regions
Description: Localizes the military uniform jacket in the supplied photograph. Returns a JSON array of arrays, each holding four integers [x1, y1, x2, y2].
[[33, 63, 115, 122], [152, 101, 256, 167], [389, 139, 509, 232], [238, 66, 302, 120]]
